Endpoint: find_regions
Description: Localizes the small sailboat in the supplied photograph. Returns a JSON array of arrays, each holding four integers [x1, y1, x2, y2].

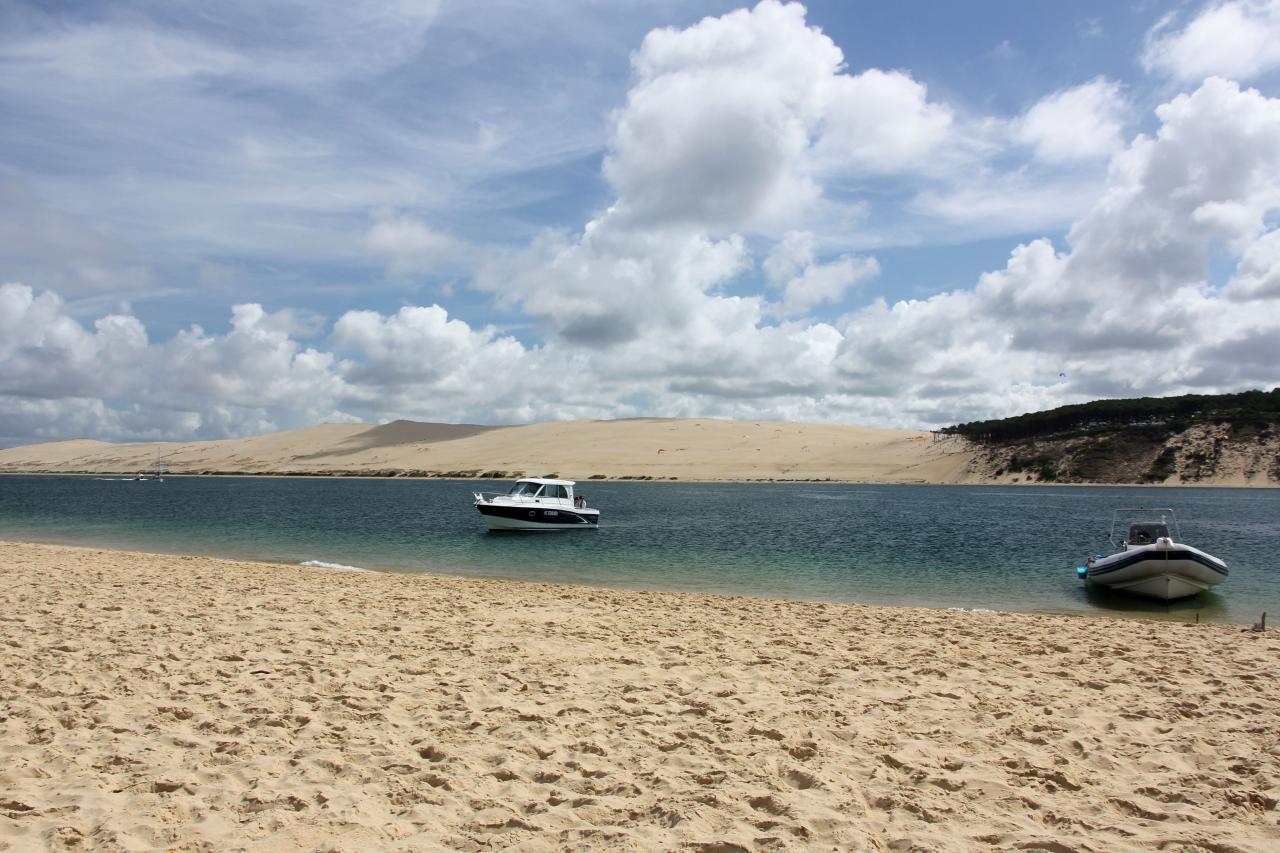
[[1078, 508, 1227, 600], [473, 478, 599, 531], [133, 452, 167, 481]]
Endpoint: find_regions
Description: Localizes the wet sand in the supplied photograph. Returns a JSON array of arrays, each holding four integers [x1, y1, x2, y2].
[[2, 540, 1278, 851]]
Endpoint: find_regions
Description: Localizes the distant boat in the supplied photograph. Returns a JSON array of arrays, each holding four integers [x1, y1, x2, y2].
[[1079, 507, 1227, 600], [133, 453, 167, 481], [473, 478, 599, 531], [132, 466, 165, 482]]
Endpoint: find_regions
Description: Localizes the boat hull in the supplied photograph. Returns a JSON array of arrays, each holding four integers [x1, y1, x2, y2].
[[1086, 543, 1227, 600], [475, 501, 599, 531]]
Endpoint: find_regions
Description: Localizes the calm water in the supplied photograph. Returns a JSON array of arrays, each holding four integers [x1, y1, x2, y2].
[[1, 474, 1276, 623]]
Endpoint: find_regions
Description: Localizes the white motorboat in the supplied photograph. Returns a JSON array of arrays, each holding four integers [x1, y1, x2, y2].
[[1078, 508, 1227, 600], [473, 478, 600, 531]]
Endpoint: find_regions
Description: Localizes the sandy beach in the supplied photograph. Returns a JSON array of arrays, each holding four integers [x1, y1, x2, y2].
[[2, 541, 1278, 851]]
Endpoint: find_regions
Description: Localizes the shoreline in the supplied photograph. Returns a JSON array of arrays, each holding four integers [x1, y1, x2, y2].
[[0, 535, 1245, 626], [3, 540, 1277, 850]]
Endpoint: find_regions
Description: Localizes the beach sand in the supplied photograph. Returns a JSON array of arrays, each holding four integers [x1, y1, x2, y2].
[[2, 540, 1278, 851]]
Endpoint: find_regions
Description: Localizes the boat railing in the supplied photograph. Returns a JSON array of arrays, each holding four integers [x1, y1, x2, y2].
[[473, 491, 573, 505], [1109, 507, 1181, 547]]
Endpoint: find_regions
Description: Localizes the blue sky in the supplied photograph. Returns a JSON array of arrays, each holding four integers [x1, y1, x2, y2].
[[2, 0, 1280, 444]]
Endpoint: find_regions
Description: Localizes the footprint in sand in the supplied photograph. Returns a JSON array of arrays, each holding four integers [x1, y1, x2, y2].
[[748, 794, 792, 817]]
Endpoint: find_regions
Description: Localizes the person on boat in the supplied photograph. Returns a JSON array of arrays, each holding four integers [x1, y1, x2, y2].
[[575, 494, 585, 508]]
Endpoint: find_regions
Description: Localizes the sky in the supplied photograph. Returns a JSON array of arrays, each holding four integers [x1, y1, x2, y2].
[[3, 0, 1280, 445]]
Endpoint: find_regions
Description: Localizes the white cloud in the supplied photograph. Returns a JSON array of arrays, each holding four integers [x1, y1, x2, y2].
[[911, 173, 1105, 237], [0, 284, 148, 401], [6, 70, 1280, 446], [0, 284, 357, 443], [1066, 78, 1280, 292], [603, 1, 960, 236], [834, 77, 1280, 417], [1143, 0, 1280, 82], [778, 255, 880, 316], [1015, 78, 1127, 163], [763, 232, 879, 316], [477, 2, 963, 352], [4, 4, 1280, 447], [477, 225, 752, 347], [364, 214, 459, 277], [0, 1, 443, 88], [0, 0, 609, 311], [604, 1, 836, 231], [331, 305, 524, 392], [0, 21, 243, 82], [813, 69, 954, 175], [1225, 227, 1280, 299]]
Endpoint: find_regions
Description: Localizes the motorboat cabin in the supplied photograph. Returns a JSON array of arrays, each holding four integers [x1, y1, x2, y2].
[[473, 478, 600, 531]]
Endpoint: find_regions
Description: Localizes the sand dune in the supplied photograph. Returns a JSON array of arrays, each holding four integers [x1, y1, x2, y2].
[[0, 419, 978, 484], [3, 417, 1269, 485], [2, 541, 1277, 851]]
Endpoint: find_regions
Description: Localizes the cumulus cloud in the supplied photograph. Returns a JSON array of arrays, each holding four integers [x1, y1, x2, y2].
[[0, 284, 148, 402], [834, 77, 1280, 416], [478, 2, 954, 352], [4, 75, 1279, 444], [604, 1, 832, 231], [332, 305, 524, 391], [477, 225, 752, 347], [5, 4, 1280, 447], [0, 285, 354, 444], [1143, 0, 1280, 82], [0, 281, 574, 444], [604, 1, 960, 235], [1015, 78, 1127, 163], [813, 69, 954, 175], [764, 232, 879, 316], [1225, 228, 1280, 299]]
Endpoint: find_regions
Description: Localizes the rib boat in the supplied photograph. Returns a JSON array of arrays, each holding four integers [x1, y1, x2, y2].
[[1079, 508, 1227, 600], [473, 478, 600, 531]]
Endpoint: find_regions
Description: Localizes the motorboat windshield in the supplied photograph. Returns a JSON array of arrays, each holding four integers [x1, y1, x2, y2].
[[1127, 522, 1170, 546], [508, 481, 542, 497], [1108, 507, 1182, 549]]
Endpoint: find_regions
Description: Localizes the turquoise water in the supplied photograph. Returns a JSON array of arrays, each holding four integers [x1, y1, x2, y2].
[[1, 474, 1276, 623]]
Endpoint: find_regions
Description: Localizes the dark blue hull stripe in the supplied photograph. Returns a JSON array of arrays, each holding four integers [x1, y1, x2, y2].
[[1089, 549, 1227, 578], [477, 503, 599, 525]]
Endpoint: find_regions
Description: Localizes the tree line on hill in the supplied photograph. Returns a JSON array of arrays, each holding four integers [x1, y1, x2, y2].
[[941, 388, 1280, 444]]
